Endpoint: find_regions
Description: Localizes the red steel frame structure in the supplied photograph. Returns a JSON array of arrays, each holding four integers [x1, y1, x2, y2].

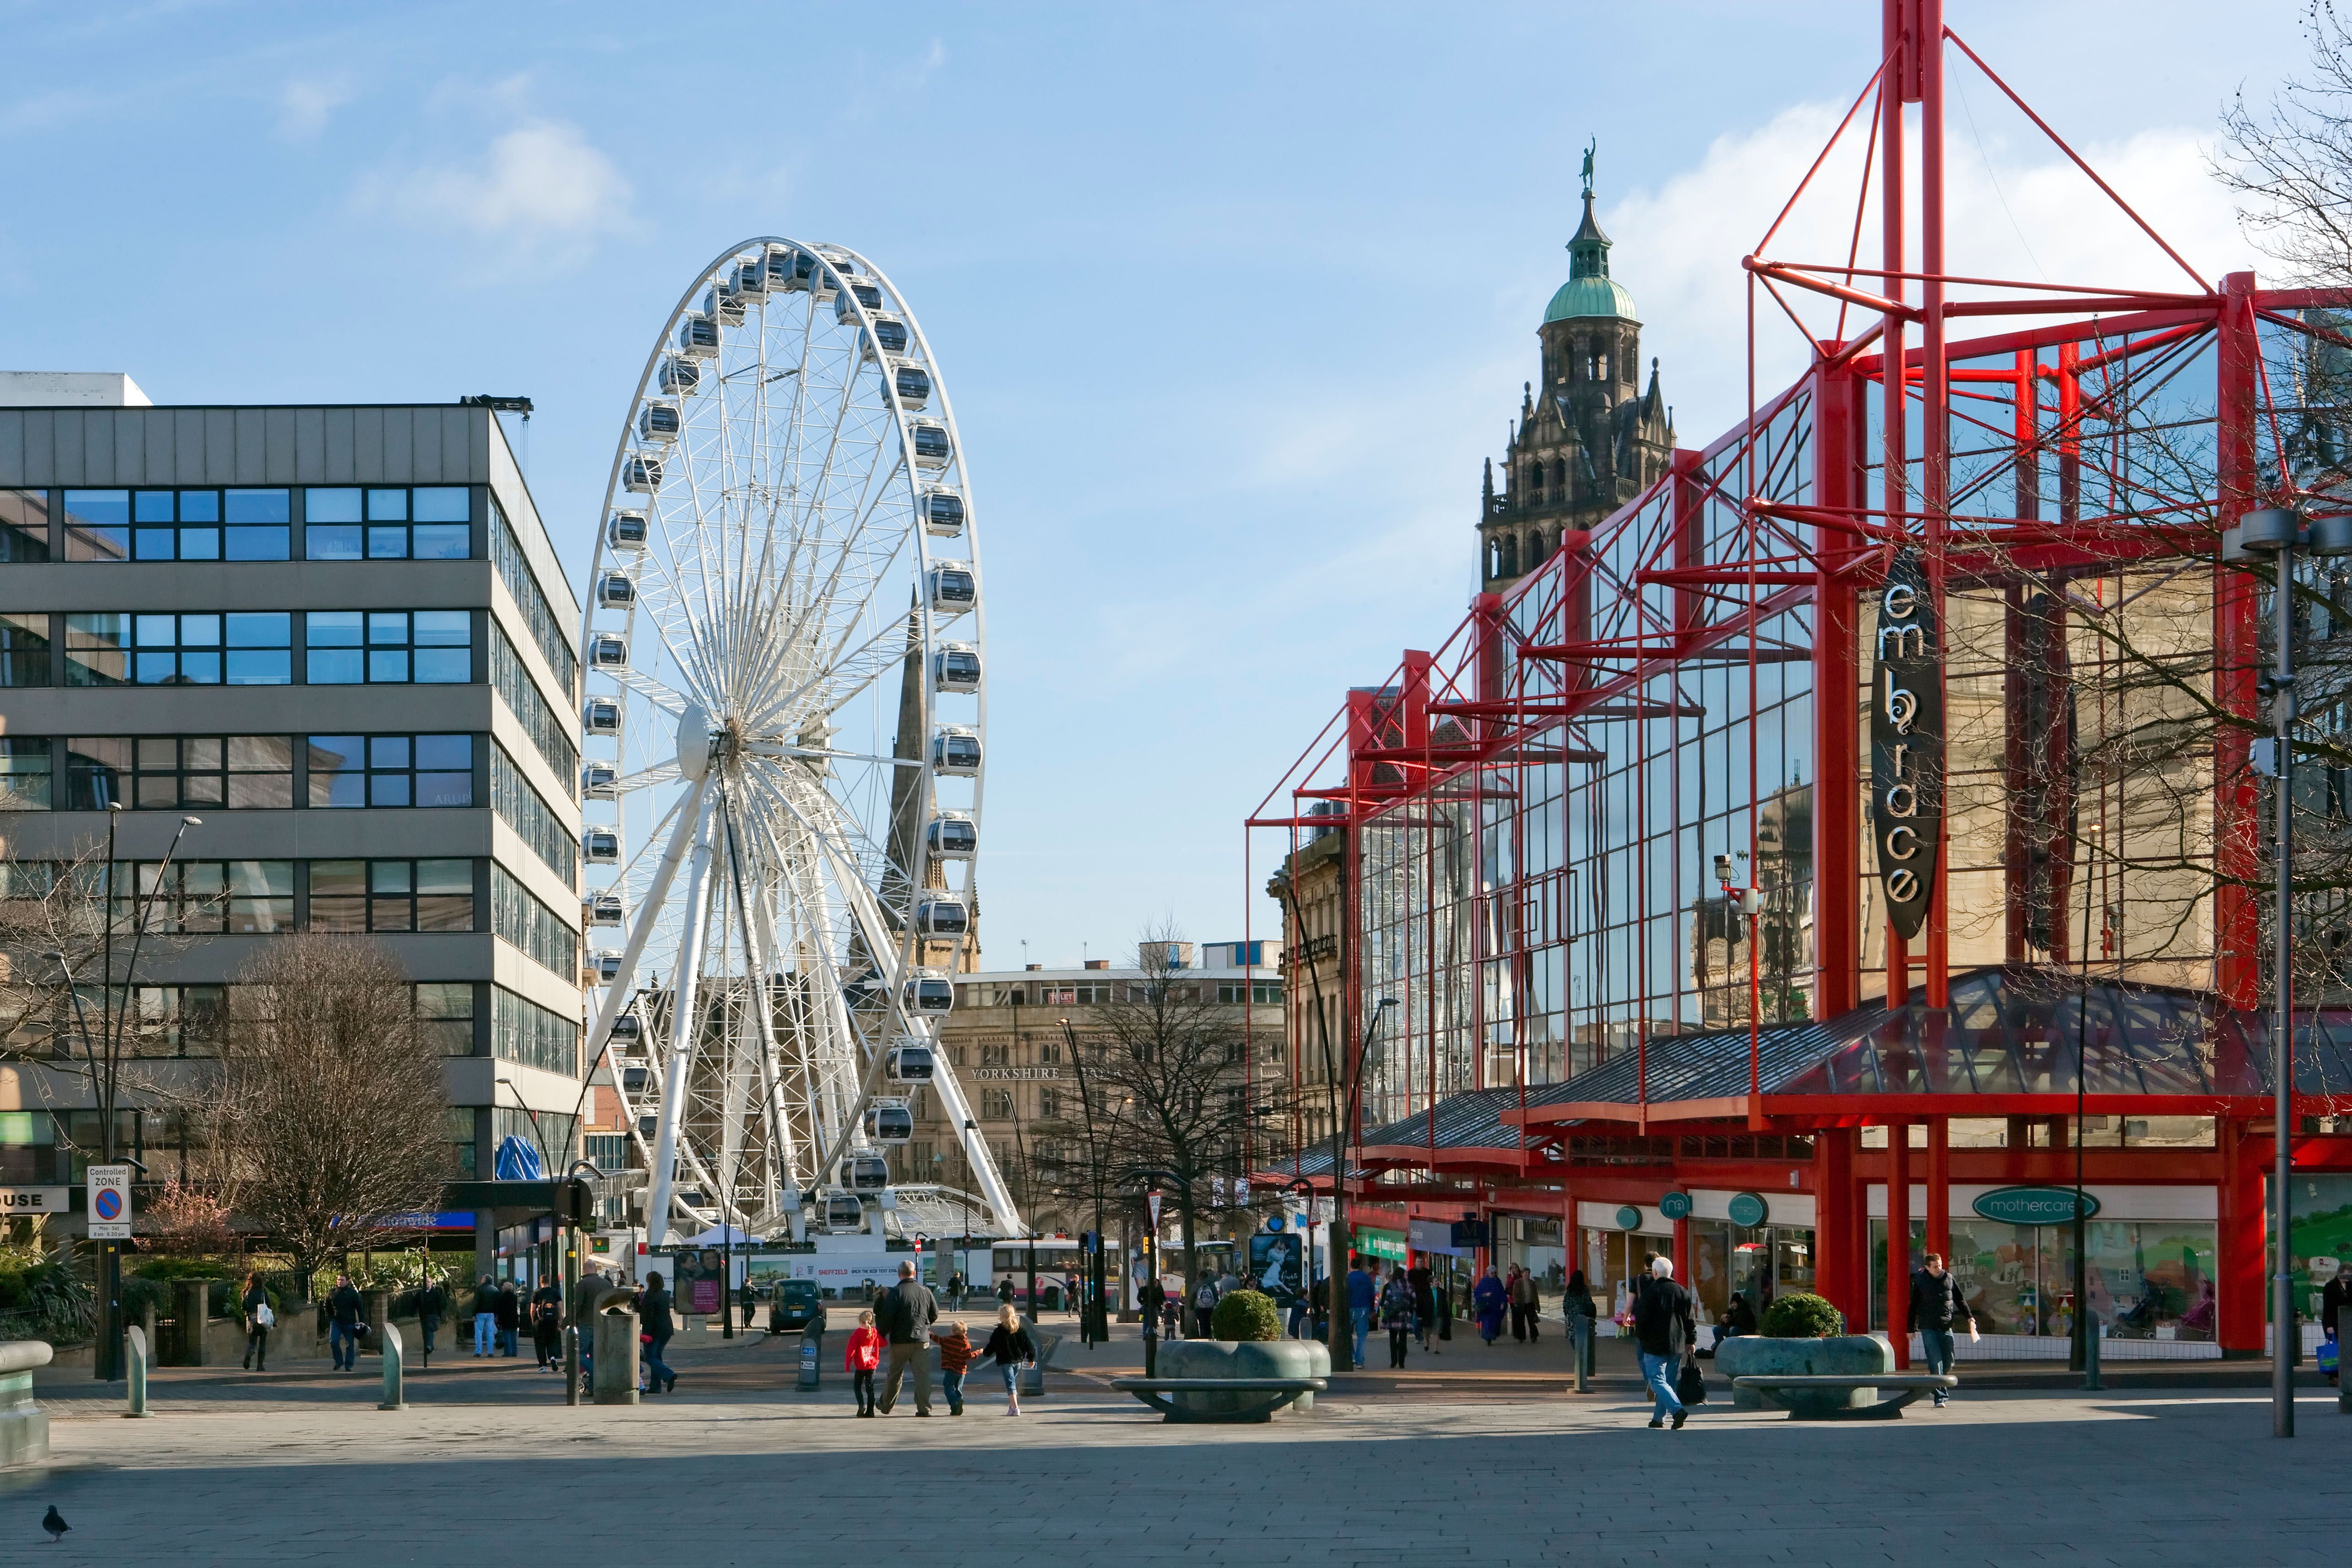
[[1246, 1, 2352, 1360]]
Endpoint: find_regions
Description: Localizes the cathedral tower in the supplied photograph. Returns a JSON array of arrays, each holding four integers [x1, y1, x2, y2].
[[1479, 152, 1674, 592]]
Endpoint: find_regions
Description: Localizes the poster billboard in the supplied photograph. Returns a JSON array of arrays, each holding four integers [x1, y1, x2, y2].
[[1247, 1232, 1304, 1303]]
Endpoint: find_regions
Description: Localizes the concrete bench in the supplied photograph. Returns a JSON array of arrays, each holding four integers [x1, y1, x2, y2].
[[1733, 1373, 1957, 1420], [1109, 1376, 1327, 1424]]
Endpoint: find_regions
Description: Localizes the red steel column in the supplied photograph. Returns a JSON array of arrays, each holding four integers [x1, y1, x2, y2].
[[1886, 1120, 1911, 1365], [1925, 1117, 1951, 1263], [1672, 1214, 1690, 1287], [1918, 0, 1951, 1010], [2220, 1114, 2266, 1355], [1812, 363, 1865, 1020], [2215, 272, 2262, 1009], [1881, 0, 1915, 1013], [1811, 1129, 1848, 1323]]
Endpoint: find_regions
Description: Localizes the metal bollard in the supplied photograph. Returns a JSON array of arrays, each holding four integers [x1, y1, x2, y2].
[[2081, 1315, 2103, 1392], [125, 1325, 151, 1418], [1142, 1321, 1158, 1381], [378, 1322, 406, 1410], [1571, 1312, 1592, 1394], [796, 1328, 820, 1391]]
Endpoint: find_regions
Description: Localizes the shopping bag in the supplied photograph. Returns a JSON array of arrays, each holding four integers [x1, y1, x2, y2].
[[1675, 1358, 1708, 1406], [2320, 1336, 2340, 1376]]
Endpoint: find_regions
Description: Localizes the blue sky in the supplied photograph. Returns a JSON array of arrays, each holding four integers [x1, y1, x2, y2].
[[0, 0, 2309, 968]]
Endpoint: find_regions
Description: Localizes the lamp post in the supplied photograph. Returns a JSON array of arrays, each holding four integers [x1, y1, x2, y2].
[[1059, 1016, 1111, 1344], [1326, 996, 1398, 1372], [2233, 504, 2352, 1438]]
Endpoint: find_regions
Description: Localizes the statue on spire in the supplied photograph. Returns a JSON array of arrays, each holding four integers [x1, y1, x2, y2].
[[1580, 137, 1596, 201]]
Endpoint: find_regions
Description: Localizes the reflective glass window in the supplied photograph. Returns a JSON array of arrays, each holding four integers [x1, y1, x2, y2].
[[0, 490, 48, 562]]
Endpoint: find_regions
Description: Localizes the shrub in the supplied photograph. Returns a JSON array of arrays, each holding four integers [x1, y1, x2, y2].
[[1759, 1292, 1845, 1338], [129, 1257, 233, 1282], [1210, 1288, 1281, 1342]]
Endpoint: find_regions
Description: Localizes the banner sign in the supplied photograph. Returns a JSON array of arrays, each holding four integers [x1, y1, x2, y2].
[[1871, 548, 1944, 941]]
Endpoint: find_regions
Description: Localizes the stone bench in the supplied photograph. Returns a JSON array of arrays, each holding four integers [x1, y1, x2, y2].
[[0, 1341, 53, 1466], [1109, 1376, 1327, 1424], [1734, 1373, 1956, 1420]]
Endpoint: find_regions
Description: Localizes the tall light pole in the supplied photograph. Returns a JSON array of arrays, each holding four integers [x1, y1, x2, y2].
[[2234, 504, 2352, 1438], [1326, 996, 1397, 1371]]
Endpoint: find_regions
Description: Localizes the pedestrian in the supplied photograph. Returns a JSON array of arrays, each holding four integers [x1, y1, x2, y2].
[[1193, 1274, 1219, 1340], [1346, 1255, 1377, 1368], [931, 1317, 975, 1415], [982, 1301, 1036, 1416], [740, 1279, 758, 1331], [531, 1275, 564, 1370], [1161, 1288, 1181, 1341], [2326, 1262, 2352, 1383], [1908, 1250, 1976, 1407], [1138, 1273, 1166, 1334], [1218, 1264, 1240, 1300], [1517, 1264, 1541, 1341], [471, 1274, 498, 1357], [997, 1277, 1014, 1307], [240, 1271, 273, 1371], [327, 1272, 363, 1372], [1380, 1264, 1415, 1369], [1631, 1256, 1696, 1429], [416, 1273, 446, 1363], [641, 1269, 678, 1394], [948, 1270, 965, 1311], [494, 1279, 522, 1363], [1472, 1264, 1507, 1345], [1722, 1290, 1757, 1338], [846, 1309, 883, 1416], [876, 1259, 938, 1415], [1408, 1262, 1438, 1355]]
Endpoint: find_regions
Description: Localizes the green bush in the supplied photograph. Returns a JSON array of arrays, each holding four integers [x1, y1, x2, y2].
[[129, 1257, 233, 1282], [1759, 1292, 1845, 1338], [1210, 1288, 1281, 1342]]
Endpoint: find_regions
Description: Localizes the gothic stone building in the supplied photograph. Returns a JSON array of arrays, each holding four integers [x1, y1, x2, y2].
[[1479, 191, 1673, 591]]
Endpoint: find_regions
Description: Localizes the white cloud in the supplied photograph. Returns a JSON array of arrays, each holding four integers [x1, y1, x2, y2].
[[366, 118, 632, 270], [1602, 102, 2252, 447], [278, 74, 353, 140]]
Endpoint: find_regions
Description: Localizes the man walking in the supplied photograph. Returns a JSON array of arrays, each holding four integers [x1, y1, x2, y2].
[[1908, 1251, 1975, 1407], [531, 1275, 564, 1370], [2325, 1261, 2352, 1383], [1630, 1256, 1696, 1429], [416, 1274, 446, 1364], [1193, 1274, 1219, 1339], [877, 1259, 939, 1415], [1346, 1256, 1377, 1369], [327, 1273, 363, 1372], [471, 1274, 498, 1357]]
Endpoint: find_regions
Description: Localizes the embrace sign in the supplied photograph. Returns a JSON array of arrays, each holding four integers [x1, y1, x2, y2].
[[1972, 1185, 2101, 1226], [1871, 549, 1943, 941]]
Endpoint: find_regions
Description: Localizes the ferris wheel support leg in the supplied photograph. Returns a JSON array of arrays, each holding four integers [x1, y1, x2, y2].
[[646, 791, 721, 1248]]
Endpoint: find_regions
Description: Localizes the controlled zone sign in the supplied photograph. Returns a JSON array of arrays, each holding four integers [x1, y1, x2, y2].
[[86, 1165, 132, 1239]]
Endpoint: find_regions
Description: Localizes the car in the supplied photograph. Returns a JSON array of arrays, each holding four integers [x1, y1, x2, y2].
[[769, 1279, 824, 1333]]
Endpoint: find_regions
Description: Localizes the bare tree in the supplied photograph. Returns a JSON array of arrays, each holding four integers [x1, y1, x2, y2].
[[2217, 2, 2352, 284], [203, 936, 450, 1279]]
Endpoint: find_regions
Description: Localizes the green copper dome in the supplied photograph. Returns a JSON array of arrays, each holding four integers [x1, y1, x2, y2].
[[1543, 191, 1638, 324]]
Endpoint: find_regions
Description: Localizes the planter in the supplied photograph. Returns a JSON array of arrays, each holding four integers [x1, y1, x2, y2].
[[0, 1341, 53, 1467], [1715, 1334, 1889, 1415], [1155, 1338, 1330, 1416]]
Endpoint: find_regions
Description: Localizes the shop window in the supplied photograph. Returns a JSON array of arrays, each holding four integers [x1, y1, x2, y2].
[[307, 733, 474, 808], [305, 610, 472, 685], [305, 487, 471, 561]]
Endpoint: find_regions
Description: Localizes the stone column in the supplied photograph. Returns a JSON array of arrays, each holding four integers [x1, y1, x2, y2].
[[176, 1279, 208, 1367]]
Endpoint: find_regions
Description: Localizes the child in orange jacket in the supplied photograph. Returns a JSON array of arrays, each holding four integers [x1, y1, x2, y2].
[[845, 1310, 883, 1416]]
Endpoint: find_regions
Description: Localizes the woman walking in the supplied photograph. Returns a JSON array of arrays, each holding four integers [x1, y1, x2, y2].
[[1409, 1263, 1438, 1356], [982, 1302, 1036, 1416], [239, 1271, 273, 1371], [1473, 1264, 1507, 1345], [1379, 1266, 1415, 1369], [846, 1309, 883, 1416]]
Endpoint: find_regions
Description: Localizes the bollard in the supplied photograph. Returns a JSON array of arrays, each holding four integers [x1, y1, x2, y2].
[[797, 1328, 820, 1391], [1571, 1312, 1592, 1394], [1142, 1321, 1158, 1381], [2082, 1315, 2103, 1392], [125, 1324, 151, 1418], [593, 1305, 641, 1405], [378, 1322, 406, 1410]]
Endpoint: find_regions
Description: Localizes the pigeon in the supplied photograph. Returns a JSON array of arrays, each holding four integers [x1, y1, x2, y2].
[[42, 1505, 68, 1542]]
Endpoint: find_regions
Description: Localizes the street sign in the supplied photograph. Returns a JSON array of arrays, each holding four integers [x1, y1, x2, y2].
[[87, 1165, 132, 1239], [1659, 1191, 1693, 1220], [1614, 1205, 1642, 1231], [1727, 1191, 1769, 1228], [1147, 1189, 1162, 1228], [1267, 1215, 1286, 1232]]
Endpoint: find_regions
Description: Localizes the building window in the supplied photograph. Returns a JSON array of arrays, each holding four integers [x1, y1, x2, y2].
[[416, 982, 476, 1056], [305, 610, 472, 684], [1037, 1087, 1061, 1119], [304, 487, 471, 561], [492, 863, 578, 979], [61, 612, 290, 687], [490, 742, 576, 888], [980, 1042, 1010, 1068], [68, 736, 296, 810], [123, 859, 295, 934], [982, 1089, 1015, 1118], [491, 622, 579, 793], [0, 490, 47, 562], [129, 985, 227, 1058], [1217, 982, 1285, 1004], [493, 985, 580, 1076], [0, 612, 49, 686], [64, 489, 291, 562], [0, 738, 50, 810], [491, 496, 580, 699], [584, 1133, 629, 1172], [307, 734, 474, 808], [309, 858, 476, 933]]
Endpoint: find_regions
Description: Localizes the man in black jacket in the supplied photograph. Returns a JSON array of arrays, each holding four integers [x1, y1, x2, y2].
[[876, 1260, 939, 1415], [1630, 1256, 1696, 1429], [2324, 1262, 2352, 1383], [1908, 1252, 1974, 1407], [326, 1274, 364, 1372], [416, 1277, 447, 1363]]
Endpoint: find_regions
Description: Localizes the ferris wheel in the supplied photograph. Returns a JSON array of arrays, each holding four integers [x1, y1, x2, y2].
[[576, 236, 1017, 1245]]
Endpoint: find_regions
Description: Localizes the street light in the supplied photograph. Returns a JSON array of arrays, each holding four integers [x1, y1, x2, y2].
[[1325, 996, 1397, 1372], [2232, 504, 2352, 1439]]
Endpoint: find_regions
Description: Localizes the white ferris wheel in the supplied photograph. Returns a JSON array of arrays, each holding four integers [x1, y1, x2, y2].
[[577, 236, 1019, 1246]]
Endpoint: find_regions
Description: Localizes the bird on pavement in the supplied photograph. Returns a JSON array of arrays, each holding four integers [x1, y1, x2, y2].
[[42, 1505, 69, 1541]]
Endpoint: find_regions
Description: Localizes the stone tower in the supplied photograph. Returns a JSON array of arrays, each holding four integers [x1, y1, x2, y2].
[[1479, 155, 1674, 592]]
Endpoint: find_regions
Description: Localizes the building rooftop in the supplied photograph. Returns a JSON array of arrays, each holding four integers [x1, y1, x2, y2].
[[0, 371, 150, 407]]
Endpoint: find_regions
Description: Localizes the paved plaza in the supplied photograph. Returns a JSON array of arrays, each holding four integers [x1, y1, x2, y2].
[[6, 1320, 2348, 1563]]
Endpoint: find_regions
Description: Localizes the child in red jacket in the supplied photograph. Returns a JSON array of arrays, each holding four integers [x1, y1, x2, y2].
[[845, 1310, 883, 1417]]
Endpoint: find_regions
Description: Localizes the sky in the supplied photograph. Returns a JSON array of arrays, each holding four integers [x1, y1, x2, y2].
[[0, 0, 2315, 970]]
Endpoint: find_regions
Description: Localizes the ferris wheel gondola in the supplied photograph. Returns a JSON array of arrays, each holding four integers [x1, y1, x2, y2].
[[575, 236, 1018, 1245]]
